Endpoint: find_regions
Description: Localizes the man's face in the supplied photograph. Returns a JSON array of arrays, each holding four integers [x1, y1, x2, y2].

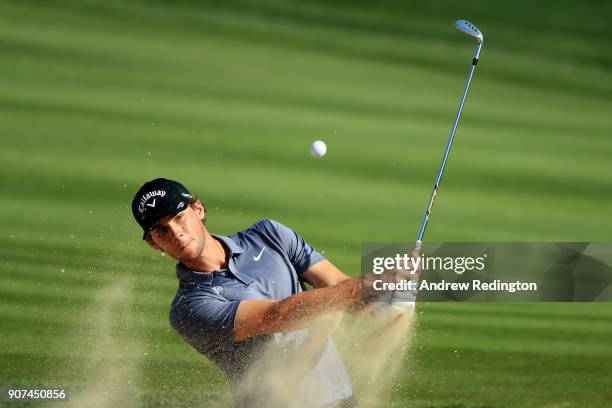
[[146, 200, 206, 262]]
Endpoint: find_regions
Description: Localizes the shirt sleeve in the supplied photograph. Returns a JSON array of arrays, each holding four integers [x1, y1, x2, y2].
[[266, 219, 326, 274], [170, 291, 241, 346]]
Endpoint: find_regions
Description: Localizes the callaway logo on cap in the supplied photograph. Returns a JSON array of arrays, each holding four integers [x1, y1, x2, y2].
[[131, 178, 193, 239]]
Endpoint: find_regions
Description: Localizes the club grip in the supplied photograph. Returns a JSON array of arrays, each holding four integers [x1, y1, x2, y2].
[[413, 240, 422, 256]]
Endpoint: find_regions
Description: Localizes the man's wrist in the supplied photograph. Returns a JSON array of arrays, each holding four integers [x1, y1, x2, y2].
[[345, 278, 371, 313]]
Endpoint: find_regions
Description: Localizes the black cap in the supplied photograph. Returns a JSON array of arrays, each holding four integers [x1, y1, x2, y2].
[[131, 178, 193, 239]]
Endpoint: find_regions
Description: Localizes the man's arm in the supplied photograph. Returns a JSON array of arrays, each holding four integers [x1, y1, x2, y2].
[[234, 278, 362, 341], [301, 260, 352, 288]]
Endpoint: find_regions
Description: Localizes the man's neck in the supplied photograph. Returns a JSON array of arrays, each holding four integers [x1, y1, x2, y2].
[[181, 232, 228, 272]]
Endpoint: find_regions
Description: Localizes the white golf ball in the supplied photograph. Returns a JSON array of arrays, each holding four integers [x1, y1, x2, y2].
[[310, 140, 327, 158]]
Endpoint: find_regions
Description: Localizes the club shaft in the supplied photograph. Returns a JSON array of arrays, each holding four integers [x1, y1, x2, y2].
[[415, 44, 481, 252]]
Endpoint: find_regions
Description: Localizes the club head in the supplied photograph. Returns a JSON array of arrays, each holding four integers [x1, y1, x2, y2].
[[455, 20, 483, 43]]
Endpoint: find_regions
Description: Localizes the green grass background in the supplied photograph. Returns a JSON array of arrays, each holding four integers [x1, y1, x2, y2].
[[1, 0, 611, 406]]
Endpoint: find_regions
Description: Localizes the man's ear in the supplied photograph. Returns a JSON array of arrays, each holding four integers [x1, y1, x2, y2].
[[193, 199, 206, 221], [145, 236, 162, 251]]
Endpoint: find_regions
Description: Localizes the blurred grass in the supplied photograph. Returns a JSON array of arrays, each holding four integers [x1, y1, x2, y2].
[[0, 0, 611, 407]]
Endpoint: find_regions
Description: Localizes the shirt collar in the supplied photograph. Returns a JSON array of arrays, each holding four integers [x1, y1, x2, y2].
[[212, 234, 244, 256], [176, 262, 212, 283]]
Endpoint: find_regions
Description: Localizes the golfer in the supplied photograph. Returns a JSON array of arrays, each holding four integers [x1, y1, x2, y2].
[[132, 178, 373, 408]]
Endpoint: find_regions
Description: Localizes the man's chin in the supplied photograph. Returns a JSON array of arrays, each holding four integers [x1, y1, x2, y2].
[[177, 243, 203, 262]]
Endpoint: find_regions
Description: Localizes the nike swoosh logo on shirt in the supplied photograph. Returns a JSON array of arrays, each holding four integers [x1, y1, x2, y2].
[[254, 247, 266, 261]]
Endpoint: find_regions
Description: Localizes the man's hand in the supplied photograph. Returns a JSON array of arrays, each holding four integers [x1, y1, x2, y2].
[[373, 251, 421, 313]]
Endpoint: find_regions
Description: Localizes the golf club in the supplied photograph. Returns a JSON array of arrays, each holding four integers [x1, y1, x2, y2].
[[413, 19, 484, 254]]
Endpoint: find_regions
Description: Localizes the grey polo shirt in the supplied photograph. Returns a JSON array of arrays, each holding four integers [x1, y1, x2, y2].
[[169, 219, 353, 408]]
